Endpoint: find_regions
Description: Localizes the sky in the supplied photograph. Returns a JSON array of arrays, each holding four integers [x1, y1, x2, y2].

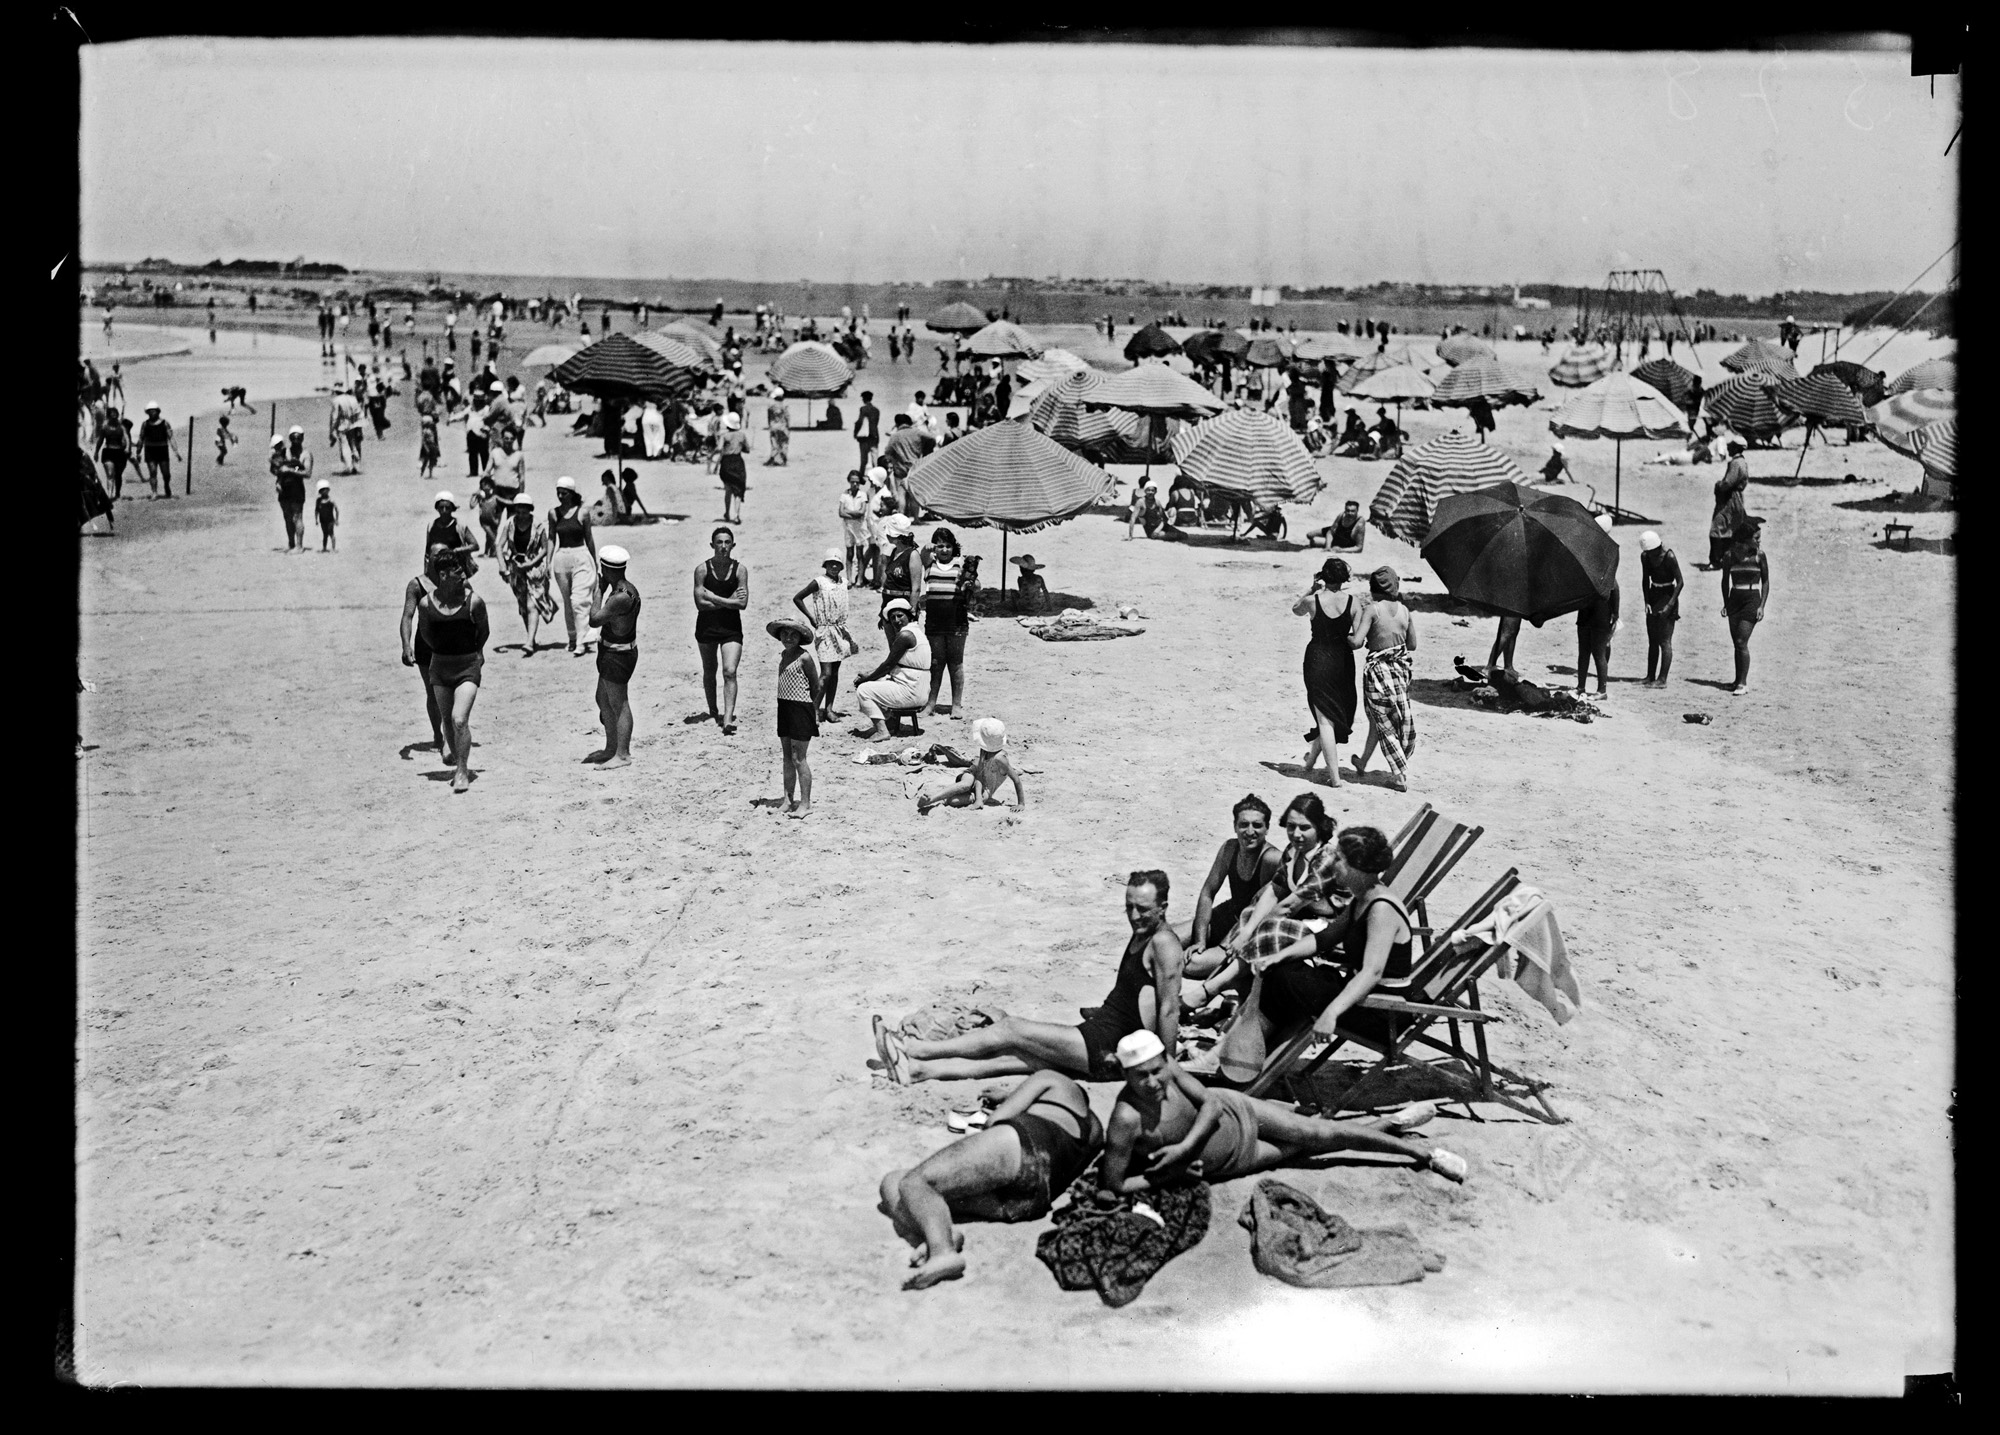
[[80, 39, 1960, 296]]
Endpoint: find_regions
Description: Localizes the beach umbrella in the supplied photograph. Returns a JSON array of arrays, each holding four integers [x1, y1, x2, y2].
[[1016, 348, 1090, 386], [1292, 335, 1356, 363], [1438, 333, 1497, 366], [1085, 363, 1227, 420], [1123, 322, 1182, 361], [1431, 358, 1540, 408], [634, 332, 719, 373], [1889, 357, 1956, 395], [1025, 369, 1114, 446], [1169, 408, 1323, 515], [1703, 372, 1794, 441], [550, 333, 699, 466], [1344, 364, 1436, 432], [769, 340, 855, 424], [1549, 373, 1688, 521], [1868, 388, 1956, 461], [903, 418, 1117, 570], [1369, 430, 1533, 544], [1244, 335, 1296, 367], [1420, 481, 1619, 624], [1719, 338, 1799, 379], [1774, 374, 1868, 429], [1182, 329, 1252, 366], [1911, 417, 1956, 481], [964, 320, 1044, 360], [656, 321, 724, 367], [521, 343, 578, 369], [1083, 413, 1183, 467], [1548, 344, 1614, 388], [925, 301, 991, 335], [1630, 357, 1701, 408], [1808, 360, 1888, 408]]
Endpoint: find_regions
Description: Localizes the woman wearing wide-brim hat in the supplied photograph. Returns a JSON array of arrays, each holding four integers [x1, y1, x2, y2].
[[717, 410, 751, 524], [1009, 552, 1050, 610], [767, 616, 823, 816]]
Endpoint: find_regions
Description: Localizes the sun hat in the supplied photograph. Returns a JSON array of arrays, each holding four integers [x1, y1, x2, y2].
[[144, 400, 161, 411], [867, 465, 888, 483], [882, 598, 914, 618], [288, 424, 305, 436], [503, 489, 535, 506], [1115, 1030, 1166, 1068], [1369, 566, 1401, 597], [1010, 554, 1045, 571], [973, 717, 1006, 753], [316, 478, 331, 490], [269, 434, 287, 448], [1726, 439, 1746, 454], [555, 475, 577, 491], [882, 515, 915, 541], [770, 387, 785, 400], [434, 490, 456, 507], [766, 616, 814, 643], [1639, 530, 1661, 551], [723, 412, 741, 430], [1594, 513, 1615, 532], [823, 548, 845, 565]]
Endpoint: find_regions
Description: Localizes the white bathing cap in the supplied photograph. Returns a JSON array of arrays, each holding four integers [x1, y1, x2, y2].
[[433, 490, 456, 506], [1639, 530, 1661, 551], [973, 717, 1006, 753], [1116, 1030, 1166, 1068], [1595, 513, 1614, 531]]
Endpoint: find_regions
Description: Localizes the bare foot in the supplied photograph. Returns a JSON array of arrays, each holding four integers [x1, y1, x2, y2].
[[787, 803, 810, 818], [451, 771, 470, 794], [599, 755, 631, 769], [907, 1231, 967, 1267], [902, 1250, 967, 1291], [582, 749, 610, 764]]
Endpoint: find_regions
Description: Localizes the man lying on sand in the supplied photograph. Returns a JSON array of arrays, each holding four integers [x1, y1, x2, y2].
[[878, 1070, 1103, 1291], [917, 717, 1026, 813], [1095, 1030, 1467, 1195], [873, 871, 1184, 1083]]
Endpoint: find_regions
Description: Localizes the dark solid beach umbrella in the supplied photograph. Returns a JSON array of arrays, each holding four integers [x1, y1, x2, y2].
[[1369, 430, 1533, 544], [1438, 333, 1497, 366], [1180, 330, 1231, 366], [1430, 358, 1540, 408], [550, 333, 699, 466], [1244, 335, 1296, 368], [1421, 481, 1619, 624], [1548, 344, 1614, 388], [1169, 408, 1323, 513], [1630, 357, 1701, 408], [904, 418, 1117, 570], [1123, 322, 1182, 361], [1719, 338, 1799, 380], [925, 301, 992, 335], [1703, 372, 1793, 441], [1809, 360, 1888, 408], [1889, 357, 1956, 395]]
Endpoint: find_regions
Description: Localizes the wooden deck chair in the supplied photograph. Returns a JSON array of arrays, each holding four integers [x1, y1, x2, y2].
[[1377, 804, 1484, 933], [1243, 868, 1565, 1124]]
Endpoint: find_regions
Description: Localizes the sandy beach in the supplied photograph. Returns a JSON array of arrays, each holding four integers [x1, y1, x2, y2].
[[74, 314, 1953, 1390]]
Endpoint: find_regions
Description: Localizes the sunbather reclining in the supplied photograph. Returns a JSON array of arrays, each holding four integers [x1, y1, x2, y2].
[[873, 870, 1186, 1084], [878, 1069, 1104, 1290], [1094, 1030, 1466, 1195]]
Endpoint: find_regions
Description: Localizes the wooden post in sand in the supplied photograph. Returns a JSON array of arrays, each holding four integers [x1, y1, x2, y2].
[[186, 415, 195, 495]]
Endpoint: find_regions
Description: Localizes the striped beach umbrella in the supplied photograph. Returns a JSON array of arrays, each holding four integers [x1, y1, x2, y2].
[[1025, 369, 1114, 447], [656, 321, 724, 367], [1369, 431, 1533, 544], [1704, 372, 1793, 440], [521, 343, 578, 369], [1347, 366, 1437, 403], [1889, 357, 1956, 395], [1438, 333, 1497, 366], [904, 419, 1115, 569], [1015, 348, 1090, 387], [1431, 358, 1540, 408], [550, 332, 698, 401], [1550, 373, 1687, 519], [1719, 339, 1799, 380], [1084, 413, 1182, 467], [634, 331, 719, 373], [1630, 358, 1701, 408], [1868, 388, 1956, 461], [1421, 481, 1619, 624], [1169, 408, 1323, 513], [1123, 322, 1182, 360], [963, 320, 1044, 360], [1086, 363, 1227, 419], [924, 301, 991, 335], [1244, 335, 1296, 367], [1293, 335, 1359, 362], [769, 341, 855, 397], [1912, 417, 1956, 480], [1774, 374, 1868, 429], [1548, 344, 1614, 388], [1809, 360, 1888, 408]]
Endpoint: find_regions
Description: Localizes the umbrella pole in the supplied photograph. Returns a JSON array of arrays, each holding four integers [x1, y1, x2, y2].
[[1614, 438, 1622, 517], [1792, 423, 1813, 483]]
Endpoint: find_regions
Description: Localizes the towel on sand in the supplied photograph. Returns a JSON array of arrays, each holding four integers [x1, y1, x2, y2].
[[1035, 1178, 1209, 1307], [1237, 1180, 1446, 1288], [896, 997, 1004, 1044], [1451, 887, 1582, 1026]]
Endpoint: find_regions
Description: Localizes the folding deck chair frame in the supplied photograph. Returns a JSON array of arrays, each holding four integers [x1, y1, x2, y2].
[[1380, 803, 1484, 933], [1243, 867, 1566, 1125]]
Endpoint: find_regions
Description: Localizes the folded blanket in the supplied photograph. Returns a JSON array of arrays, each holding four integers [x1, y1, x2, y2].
[[1237, 1179, 1445, 1288], [1035, 1178, 1209, 1307]]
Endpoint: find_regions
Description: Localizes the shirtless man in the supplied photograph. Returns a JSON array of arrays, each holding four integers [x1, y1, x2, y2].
[[1096, 1030, 1467, 1197], [586, 545, 640, 768], [878, 1069, 1103, 1291], [917, 717, 1026, 813], [874, 871, 1184, 1085]]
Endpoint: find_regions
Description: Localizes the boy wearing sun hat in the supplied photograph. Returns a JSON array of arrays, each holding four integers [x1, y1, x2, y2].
[[916, 717, 1026, 814]]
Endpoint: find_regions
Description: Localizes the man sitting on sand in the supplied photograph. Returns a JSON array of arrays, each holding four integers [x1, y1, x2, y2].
[[877, 1069, 1104, 1291], [917, 718, 1026, 813], [874, 871, 1185, 1085], [1306, 499, 1367, 551], [1095, 1030, 1467, 1195]]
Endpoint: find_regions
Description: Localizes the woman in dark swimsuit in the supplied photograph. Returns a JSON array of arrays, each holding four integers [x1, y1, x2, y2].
[[693, 526, 749, 733], [413, 550, 490, 794], [398, 544, 450, 754], [1184, 794, 1282, 964], [1295, 558, 1359, 784], [879, 1069, 1105, 1291]]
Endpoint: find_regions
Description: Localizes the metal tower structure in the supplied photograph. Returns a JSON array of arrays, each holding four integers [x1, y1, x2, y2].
[[1574, 270, 1704, 369]]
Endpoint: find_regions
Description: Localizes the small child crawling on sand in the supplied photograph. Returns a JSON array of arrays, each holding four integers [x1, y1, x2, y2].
[[917, 718, 1026, 814]]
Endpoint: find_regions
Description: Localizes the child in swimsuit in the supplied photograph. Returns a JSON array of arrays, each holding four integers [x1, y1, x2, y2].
[[214, 414, 238, 465], [917, 717, 1026, 813]]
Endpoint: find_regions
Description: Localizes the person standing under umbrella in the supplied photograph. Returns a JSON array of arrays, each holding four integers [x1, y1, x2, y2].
[[1720, 519, 1769, 697], [1467, 395, 1496, 443], [1708, 442, 1750, 568], [694, 526, 749, 734], [1295, 558, 1359, 785], [1639, 530, 1683, 688], [1349, 567, 1418, 792], [1574, 515, 1620, 701], [919, 528, 973, 720]]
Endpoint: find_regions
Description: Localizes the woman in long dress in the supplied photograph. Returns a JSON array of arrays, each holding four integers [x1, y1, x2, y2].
[[1296, 558, 1359, 784]]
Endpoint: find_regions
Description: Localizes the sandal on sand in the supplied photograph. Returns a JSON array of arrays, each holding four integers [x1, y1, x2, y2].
[[884, 1030, 913, 1086], [872, 1015, 892, 1070], [1428, 1149, 1469, 1183]]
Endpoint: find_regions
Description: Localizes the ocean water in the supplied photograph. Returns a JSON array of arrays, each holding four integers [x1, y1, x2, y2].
[[79, 323, 332, 424]]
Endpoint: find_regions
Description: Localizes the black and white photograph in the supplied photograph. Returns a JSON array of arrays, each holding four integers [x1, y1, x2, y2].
[[71, 27, 1959, 1392]]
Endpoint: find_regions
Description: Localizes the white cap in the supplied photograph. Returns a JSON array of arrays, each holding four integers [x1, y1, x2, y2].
[[1115, 1030, 1166, 1068], [288, 425, 305, 436], [770, 387, 784, 399], [144, 400, 161, 411], [973, 717, 1006, 753], [1639, 530, 1661, 551], [723, 412, 741, 430], [823, 548, 845, 565], [1595, 513, 1614, 531], [598, 545, 629, 567], [555, 475, 577, 491], [882, 598, 914, 618], [269, 434, 286, 448], [434, 490, 456, 506], [316, 478, 331, 490]]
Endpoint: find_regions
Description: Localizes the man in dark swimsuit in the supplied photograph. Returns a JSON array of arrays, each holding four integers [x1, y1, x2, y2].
[[854, 389, 881, 473], [876, 871, 1186, 1084], [585, 545, 640, 768], [877, 1069, 1104, 1291], [1095, 1031, 1466, 1195], [271, 434, 309, 553], [1307, 499, 1366, 551]]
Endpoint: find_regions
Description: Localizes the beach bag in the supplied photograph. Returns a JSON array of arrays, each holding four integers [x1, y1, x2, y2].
[[533, 586, 559, 624]]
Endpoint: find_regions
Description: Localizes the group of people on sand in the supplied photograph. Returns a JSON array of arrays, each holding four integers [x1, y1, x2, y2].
[[871, 809, 1467, 1289], [1295, 557, 1420, 792]]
